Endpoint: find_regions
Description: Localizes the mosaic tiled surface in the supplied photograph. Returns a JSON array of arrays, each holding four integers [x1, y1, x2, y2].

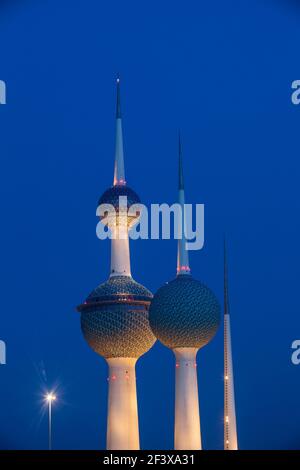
[[149, 275, 220, 349], [98, 185, 140, 211], [80, 276, 155, 358], [86, 276, 152, 303]]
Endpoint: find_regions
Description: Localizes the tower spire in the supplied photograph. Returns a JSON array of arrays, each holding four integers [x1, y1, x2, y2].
[[113, 76, 126, 186], [116, 75, 121, 118], [224, 238, 229, 316], [224, 239, 238, 450], [177, 132, 191, 276], [178, 132, 184, 190]]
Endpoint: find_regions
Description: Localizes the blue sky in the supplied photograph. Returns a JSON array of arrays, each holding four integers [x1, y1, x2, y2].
[[0, 0, 300, 449]]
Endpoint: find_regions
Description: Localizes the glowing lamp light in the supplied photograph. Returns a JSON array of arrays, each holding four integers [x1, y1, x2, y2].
[[175, 363, 180, 368], [225, 416, 229, 423], [45, 393, 56, 403], [225, 375, 228, 380], [226, 440, 229, 445]]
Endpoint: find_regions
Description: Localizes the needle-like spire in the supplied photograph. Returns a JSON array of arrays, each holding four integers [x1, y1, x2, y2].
[[177, 132, 191, 276], [224, 238, 230, 316], [178, 132, 184, 190], [116, 75, 121, 118], [113, 76, 126, 186]]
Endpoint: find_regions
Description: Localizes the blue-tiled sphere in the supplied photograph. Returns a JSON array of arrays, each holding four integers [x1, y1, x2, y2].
[[98, 185, 141, 227], [78, 276, 156, 358], [149, 275, 220, 349]]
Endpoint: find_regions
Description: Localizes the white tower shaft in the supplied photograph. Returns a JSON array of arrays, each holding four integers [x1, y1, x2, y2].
[[110, 226, 131, 277], [106, 358, 139, 450], [224, 243, 238, 450], [174, 348, 202, 450], [224, 314, 238, 450]]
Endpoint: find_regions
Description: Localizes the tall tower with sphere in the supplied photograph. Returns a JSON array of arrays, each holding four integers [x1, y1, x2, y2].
[[77, 78, 156, 450], [149, 136, 220, 450], [224, 241, 238, 450]]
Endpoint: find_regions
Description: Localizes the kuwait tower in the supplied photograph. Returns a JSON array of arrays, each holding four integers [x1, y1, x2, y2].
[[149, 137, 220, 450], [224, 242, 238, 450], [77, 78, 156, 450]]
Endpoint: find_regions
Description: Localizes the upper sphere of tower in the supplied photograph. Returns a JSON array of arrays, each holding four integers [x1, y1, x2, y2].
[[149, 275, 220, 349], [98, 184, 141, 227]]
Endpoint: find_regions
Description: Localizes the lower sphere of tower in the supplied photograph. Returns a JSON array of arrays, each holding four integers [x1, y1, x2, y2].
[[79, 276, 156, 358], [149, 276, 220, 350]]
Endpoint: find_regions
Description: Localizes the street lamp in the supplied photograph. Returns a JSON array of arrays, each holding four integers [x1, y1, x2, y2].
[[45, 393, 56, 450]]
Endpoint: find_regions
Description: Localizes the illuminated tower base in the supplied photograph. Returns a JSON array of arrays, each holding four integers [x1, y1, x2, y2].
[[174, 348, 201, 450], [106, 358, 139, 450]]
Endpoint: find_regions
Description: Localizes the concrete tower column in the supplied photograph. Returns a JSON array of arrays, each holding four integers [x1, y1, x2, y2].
[[224, 314, 238, 450], [174, 348, 201, 450], [224, 242, 238, 450], [110, 228, 131, 277], [106, 358, 139, 450]]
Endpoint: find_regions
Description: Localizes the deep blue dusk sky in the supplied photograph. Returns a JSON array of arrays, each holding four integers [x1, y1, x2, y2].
[[0, 0, 300, 450]]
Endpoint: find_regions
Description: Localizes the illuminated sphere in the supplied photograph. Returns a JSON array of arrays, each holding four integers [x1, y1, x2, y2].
[[149, 275, 220, 349], [98, 185, 141, 227], [78, 276, 156, 358]]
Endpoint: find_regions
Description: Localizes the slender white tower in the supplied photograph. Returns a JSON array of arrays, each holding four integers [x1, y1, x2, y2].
[[224, 241, 238, 450], [149, 136, 220, 450], [78, 78, 156, 450], [175, 134, 200, 449]]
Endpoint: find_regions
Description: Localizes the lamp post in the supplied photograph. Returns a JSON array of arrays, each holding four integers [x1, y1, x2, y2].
[[45, 393, 56, 450]]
